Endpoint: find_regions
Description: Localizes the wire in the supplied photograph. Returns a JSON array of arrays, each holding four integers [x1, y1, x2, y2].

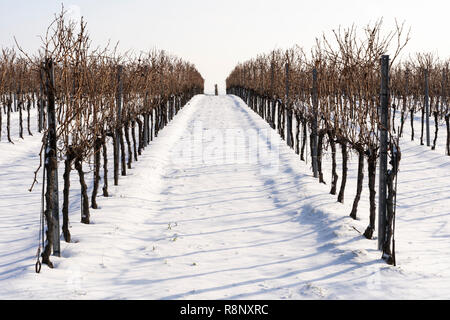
[[35, 146, 46, 274], [392, 128, 400, 266]]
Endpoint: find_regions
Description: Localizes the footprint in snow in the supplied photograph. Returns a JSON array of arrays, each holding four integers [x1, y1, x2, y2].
[[258, 283, 270, 290], [301, 283, 327, 298]]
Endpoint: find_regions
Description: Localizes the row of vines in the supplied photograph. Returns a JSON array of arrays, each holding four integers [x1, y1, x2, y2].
[[0, 9, 204, 268], [226, 21, 449, 264]]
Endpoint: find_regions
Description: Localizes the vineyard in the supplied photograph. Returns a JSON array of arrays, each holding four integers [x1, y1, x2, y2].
[[1, 8, 450, 300], [1, 11, 203, 269], [227, 21, 449, 264]]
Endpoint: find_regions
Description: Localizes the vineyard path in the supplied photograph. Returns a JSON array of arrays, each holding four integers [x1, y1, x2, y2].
[[1, 94, 450, 299]]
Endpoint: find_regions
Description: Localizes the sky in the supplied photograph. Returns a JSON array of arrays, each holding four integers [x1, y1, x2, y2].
[[1, 0, 449, 94]]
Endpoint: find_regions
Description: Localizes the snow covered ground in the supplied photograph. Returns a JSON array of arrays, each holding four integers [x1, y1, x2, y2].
[[0, 95, 449, 299]]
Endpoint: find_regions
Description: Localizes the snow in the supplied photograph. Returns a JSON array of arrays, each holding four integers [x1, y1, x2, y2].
[[0, 95, 449, 299]]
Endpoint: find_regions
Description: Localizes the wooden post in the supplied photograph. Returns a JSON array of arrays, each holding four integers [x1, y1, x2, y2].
[[215, 84, 218, 96], [38, 66, 44, 133], [50, 60, 59, 257], [285, 62, 293, 148], [378, 55, 390, 251], [425, 69, 431, 147], [270, 61, 275, 129], [14, 92, 17, 112], [117, 67, 123, 138], [143, 92, 149, 146], [311, 68, 319, 178], [443, 68, 449, 156], [114, 65, 123, 184], [399, 68, 409, 137], [44, 58, 60, 258]]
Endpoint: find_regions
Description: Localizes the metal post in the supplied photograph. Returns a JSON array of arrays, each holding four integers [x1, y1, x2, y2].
[[378, 55, 389, 250], [425, 69, 430, 147], [311, 68, 319, 178]]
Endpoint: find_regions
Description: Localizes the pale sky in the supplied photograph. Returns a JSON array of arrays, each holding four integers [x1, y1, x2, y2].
[[1, 0, 449, 94]]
